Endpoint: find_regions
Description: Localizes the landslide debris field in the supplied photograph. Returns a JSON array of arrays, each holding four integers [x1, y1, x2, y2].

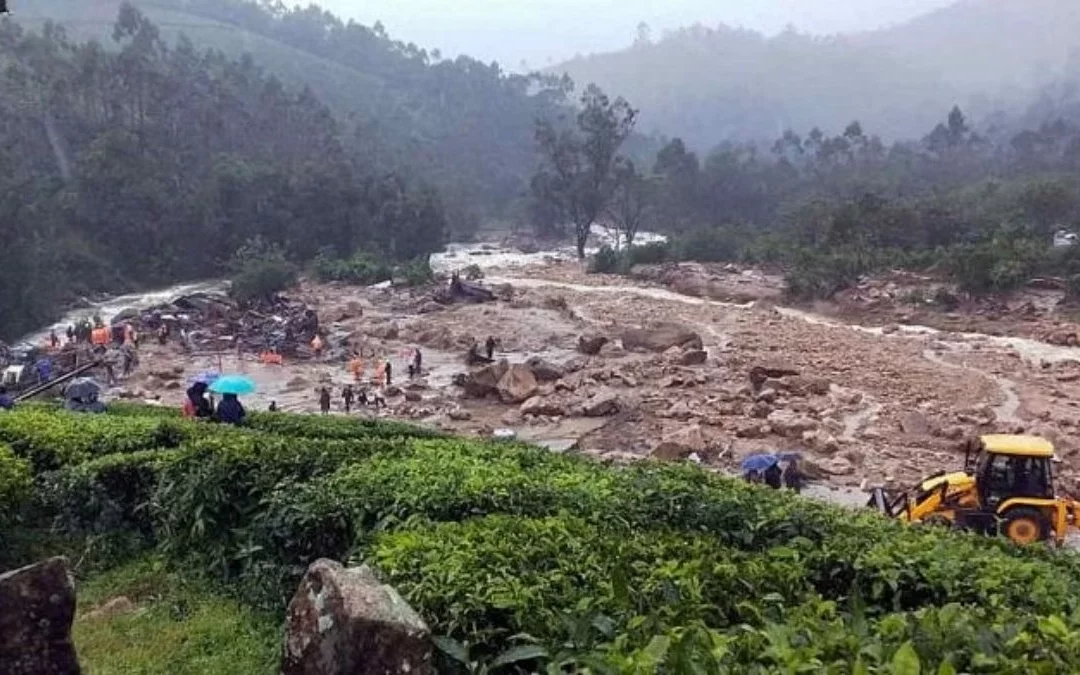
[[107, 238, 1080, 496]]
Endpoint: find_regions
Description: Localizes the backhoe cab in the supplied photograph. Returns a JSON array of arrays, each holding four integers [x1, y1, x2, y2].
[[868, 434, 1080, 546]]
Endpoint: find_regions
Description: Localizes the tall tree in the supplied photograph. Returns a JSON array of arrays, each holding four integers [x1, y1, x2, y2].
[[608, 160, 653, 249], [533, 85, 637, 258]]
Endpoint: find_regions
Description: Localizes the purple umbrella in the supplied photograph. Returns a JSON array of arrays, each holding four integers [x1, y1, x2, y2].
[[189, 370, 221, 385]]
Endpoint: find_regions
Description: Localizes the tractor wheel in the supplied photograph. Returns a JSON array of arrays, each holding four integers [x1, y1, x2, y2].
[[1001, 508, 1050, 545]]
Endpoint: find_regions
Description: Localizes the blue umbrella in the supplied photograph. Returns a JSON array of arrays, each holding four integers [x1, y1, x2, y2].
[[208, 374, 256, 396], [740, 453, 780, 473], [189, 370, 221, 385]]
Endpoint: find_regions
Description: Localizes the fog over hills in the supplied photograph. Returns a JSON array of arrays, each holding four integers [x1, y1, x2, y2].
[[553, 0, 1080, 147]]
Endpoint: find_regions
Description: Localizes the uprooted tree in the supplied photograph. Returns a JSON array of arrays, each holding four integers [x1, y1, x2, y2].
[[532, 85, 637, 258]]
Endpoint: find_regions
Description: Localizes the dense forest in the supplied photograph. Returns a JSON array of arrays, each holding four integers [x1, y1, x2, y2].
[[0, 5, 451, 339], [554, 0, 1080, 148], [569, 98, 1080, 299], [11, 0, 577, 234]]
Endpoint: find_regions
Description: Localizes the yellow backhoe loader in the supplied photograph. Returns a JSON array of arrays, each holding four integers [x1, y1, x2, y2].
[[868, 434, 1080, 545]]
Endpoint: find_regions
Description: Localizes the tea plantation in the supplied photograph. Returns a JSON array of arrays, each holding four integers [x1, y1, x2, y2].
[[4, 403, 1080, 673]]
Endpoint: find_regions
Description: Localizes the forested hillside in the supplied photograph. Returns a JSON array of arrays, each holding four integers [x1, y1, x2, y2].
[[0, 6, 448, 339], [554, 0, 1080, 148], [11, 0, 572, 231]]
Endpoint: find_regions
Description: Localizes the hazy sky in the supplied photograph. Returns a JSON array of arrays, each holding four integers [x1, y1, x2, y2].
[[319, 0, 958, 69]]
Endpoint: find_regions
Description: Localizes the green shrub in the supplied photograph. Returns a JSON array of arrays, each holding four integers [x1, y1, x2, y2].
[[624, 240, 671, 266], [243, 410, 440, 441], [589, 244, 620, 274], [0, 410, 198, 471], [229, 236, 298, 304], [0, 443, 31, 520], [395, 256, 434, 287], [312, 249, 393, 285], [371, 514, 814, 657]]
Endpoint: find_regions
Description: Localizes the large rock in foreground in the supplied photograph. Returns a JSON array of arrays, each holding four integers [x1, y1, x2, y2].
[[282, 559, 432, 675], [462, 360, 509, 398], [0, 557, 80, 675], [497, 364, 539, 404], [621, 323, 702, 352]]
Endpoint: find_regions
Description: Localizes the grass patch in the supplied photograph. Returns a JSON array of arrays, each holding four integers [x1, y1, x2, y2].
[[74, 556, 280, 675]]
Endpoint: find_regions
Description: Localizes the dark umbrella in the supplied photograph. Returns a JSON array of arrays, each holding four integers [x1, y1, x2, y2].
[[740, 454, 781, 474]]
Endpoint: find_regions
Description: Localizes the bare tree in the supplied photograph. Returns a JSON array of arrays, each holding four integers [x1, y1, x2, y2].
[[533, 85, 637, 258], [608, 159, 653, 249]]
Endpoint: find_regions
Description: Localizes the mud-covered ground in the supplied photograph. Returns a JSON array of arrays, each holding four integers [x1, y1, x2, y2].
[[107, 239, 1080, 498]]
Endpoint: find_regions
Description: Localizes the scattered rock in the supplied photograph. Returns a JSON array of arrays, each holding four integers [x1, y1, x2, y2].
[[766, 409, 818, 438], [583, 390, 621, 417], [520, 396, 565, 417], [366, 321, 400, 341], [282, 559, 432, 675], [621, 323, 702, 353], [448, 409, 472, 421], [678, 349, 708, 366], [755, 388, 779, 404], [735, 421, 769, 439], [899, 411, 933, 437], [801, 430, 840, 455], [461, 360, 509, 398], [404, 391, 423, 403], [749, 364, 800, 390], [663, 401, 694, 420], [496, 364, 539, 404], [0, 557, 79, 675], [384, 385, 403, 398], [651, 424, 706, 461], [525, 357, 564, 383], [821, 457, 856, 476], [783, 375, 832, 396], [577, 335, 608, 356]]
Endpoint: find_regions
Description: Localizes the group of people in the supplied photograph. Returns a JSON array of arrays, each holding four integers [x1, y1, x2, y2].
[[318, 384, 385, 415], [183, 381, 245, 425], [744, 457, 805, 493]]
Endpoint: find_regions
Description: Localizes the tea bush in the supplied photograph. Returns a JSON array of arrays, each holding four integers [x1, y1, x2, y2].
[[11, 404, 1080, 672]]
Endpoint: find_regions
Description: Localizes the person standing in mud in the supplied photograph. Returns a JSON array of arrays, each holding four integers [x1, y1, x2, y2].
[[342, 385, 355, 413], [412, 348, 422, 378], [319, 386, 331, 415], [384, 360, 392, 387], [485, 336, 496, 360]]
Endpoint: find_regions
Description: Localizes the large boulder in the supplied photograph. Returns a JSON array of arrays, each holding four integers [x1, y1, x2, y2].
[[651, 424, 707, 461], [583, 390, 621, 417], [678, 349, 709, 366], [767, 409, 818, 438], [525, 357, 564, 382], [521, 396, 566, 417], [749, 364, 800, 390], [577, 335, 608, 355], [0, 556, 80, 675], [282, 559, 432, 675], [496, 364, 539, 404], [462, 360, 509, 398], [621, 323, 702, 353]]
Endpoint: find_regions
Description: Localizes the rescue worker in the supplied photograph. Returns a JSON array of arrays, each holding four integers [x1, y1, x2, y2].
[[312, 334, 325, 358], [319, 386, 331, 415], [268, 400, 279, 412], [412, 348, 422, 377], [384, 360, 392, 387], [49, 330, 59, 349], [66, 325, 75, 344], [485, 336, 496, 360], [342, 385, 355, 413]]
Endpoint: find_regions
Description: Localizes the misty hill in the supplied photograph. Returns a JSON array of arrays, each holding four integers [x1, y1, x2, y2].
[[553, 0, 1080, 148], [11, 0, 568, 230]]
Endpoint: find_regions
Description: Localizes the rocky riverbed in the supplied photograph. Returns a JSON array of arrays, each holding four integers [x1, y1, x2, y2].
[[40, 234, 1080, 499]]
